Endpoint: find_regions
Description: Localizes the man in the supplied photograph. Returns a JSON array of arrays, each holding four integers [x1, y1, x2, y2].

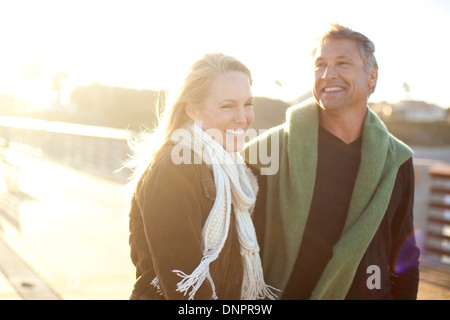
[[245, 24, 420, 299]]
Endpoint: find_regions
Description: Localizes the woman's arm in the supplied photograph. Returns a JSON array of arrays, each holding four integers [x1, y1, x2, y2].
[[137, 154, 214, 299]]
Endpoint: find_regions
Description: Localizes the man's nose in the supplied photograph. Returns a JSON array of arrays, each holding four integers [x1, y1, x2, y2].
[[322, 65, 338, 80]]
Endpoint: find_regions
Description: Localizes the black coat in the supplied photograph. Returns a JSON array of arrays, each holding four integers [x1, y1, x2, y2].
[[129, 145, 243, 300]]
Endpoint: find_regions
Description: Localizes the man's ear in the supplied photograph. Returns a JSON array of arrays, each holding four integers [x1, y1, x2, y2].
[[368, 67, 378, 89]]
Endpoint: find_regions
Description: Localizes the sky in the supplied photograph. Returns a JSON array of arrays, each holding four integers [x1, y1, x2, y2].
[[0, 0, 449, 110]]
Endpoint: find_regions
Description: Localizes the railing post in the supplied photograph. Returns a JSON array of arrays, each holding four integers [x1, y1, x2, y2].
[[426, 164, 450, 264]]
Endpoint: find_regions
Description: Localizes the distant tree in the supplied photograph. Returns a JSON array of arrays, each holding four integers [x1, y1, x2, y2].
[[70, 83, 163, 130], [251, 97, 290, 132], [402, 82, 411, 100], [68, 84, 291, 132]]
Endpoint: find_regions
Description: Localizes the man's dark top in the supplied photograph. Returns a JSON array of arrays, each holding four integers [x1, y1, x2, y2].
[[253, 126, 420, 300], [282, 126, 362, 298]]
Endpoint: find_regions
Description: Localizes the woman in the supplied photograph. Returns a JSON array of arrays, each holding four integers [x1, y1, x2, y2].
[[126, 53, 277, 300]]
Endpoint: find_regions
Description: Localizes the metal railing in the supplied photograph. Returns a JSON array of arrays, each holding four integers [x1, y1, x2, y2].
[[426, 164, 450, 264], [0, 116, 134, 183]]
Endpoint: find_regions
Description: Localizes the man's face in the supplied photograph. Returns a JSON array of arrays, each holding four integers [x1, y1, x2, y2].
[[313, 38, 377, 114]]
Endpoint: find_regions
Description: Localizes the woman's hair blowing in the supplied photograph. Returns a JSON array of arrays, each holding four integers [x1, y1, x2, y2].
[[123, 52, 252, 194]]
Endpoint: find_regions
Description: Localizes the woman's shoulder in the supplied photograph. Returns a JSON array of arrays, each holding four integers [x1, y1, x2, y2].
[[136, 144, 215, 211], [141, 144, 213, 188], [152, 143, 208, 171], [153, 143, 176, 164]]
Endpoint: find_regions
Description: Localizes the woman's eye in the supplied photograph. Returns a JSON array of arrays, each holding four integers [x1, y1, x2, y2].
[[220, 105, 232, 109]]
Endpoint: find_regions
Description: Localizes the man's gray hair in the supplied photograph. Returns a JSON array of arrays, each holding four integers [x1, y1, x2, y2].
[[312, 24, 378, 94]]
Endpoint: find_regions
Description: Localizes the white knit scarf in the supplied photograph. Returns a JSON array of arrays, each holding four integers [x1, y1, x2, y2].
[[153, 122, 278, 300]]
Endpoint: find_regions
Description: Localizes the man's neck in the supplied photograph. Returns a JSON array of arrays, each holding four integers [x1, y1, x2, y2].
[[319, 105, 367, 144]]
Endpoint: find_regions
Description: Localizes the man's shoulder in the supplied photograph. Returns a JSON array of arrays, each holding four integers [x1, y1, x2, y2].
[[387, 133, 413, 166], [287, 98, 318, 117]]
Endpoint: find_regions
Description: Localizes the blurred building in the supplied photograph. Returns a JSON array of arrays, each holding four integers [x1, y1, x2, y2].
[[371, 100, 448, 123]]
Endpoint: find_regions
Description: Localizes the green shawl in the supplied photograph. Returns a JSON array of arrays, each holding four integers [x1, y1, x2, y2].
[[245, 98, 413, 299]]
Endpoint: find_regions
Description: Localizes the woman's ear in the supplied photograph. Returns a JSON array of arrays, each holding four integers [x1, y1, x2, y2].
[[185, 103, 199, 122]]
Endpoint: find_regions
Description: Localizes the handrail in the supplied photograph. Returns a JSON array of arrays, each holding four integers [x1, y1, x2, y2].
[[0, 116, 133, 140], [0, 116, 135, 182]]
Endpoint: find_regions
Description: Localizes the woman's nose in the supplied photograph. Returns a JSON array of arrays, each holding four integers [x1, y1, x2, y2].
[[234, 107, 247, 124]]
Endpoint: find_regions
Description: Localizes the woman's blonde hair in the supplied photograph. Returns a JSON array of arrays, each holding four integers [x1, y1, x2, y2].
[[123, 52, 252, 194]]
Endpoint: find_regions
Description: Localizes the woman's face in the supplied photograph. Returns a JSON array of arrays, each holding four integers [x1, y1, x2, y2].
[[189, 71, 254, 152]]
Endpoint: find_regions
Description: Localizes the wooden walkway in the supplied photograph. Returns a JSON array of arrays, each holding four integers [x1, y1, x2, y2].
[[0, 151, 449, 300]]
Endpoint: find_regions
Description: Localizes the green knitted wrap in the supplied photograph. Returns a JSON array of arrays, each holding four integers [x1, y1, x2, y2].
[[245, 99, 413, 299]]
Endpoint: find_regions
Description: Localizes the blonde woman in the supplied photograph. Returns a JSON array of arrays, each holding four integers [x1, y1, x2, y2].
[[127, 53, 277, 300]]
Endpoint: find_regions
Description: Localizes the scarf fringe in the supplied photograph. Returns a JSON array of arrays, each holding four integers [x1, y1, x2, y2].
[[172, 252, 219, 300], [240, 250, 280, 300], [151, 276, 163, 296]]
